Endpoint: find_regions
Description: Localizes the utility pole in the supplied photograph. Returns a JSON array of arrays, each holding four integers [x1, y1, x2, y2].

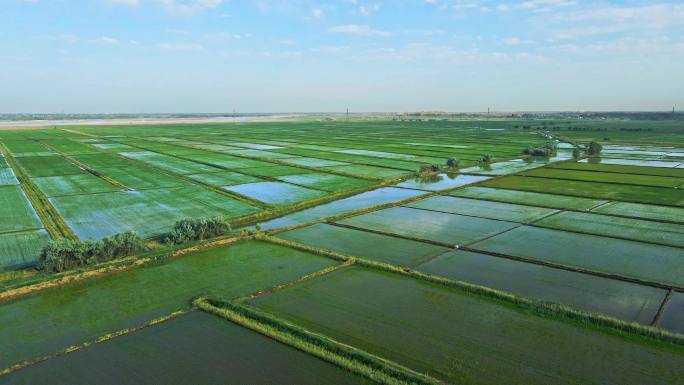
[[346, 108, 349, 121]]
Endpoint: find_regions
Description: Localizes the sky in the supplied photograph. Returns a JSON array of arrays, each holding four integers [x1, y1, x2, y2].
[[1, 0, 683, 113]]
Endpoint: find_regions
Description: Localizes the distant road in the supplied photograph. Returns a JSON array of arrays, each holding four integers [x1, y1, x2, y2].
[[0, 115, 301, 129]]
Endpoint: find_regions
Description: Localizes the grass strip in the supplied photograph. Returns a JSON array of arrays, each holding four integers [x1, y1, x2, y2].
[[0, 308, 191, 376], [256, 234, 684, 347], [194, 298, 441, 385]]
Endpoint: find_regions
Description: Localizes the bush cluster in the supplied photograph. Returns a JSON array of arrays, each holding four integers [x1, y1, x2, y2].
[[523, 141, 557, 156], [40, 231, 144, 273], [587, 141, 603, 155], [165, 217, 230, 244]]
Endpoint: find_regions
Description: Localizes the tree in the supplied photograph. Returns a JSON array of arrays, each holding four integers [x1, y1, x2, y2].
[[587, 141, 603, 156], [445, 158, 460, 169], [165, 217, 231, 244], [572, 148, 582, 158], [418, 164, 439, 174], [39, 232, 144, 273], [481, 154, 493, 163]]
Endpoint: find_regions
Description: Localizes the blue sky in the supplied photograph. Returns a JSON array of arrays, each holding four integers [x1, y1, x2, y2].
[[1, 0, 683, 113]]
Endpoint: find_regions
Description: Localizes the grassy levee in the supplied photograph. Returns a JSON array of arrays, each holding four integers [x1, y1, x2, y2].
[[0, 143, 77, 240], [39, 140, 129, 190], [256, 234, 684, 346], [194, 298, 441, 385]]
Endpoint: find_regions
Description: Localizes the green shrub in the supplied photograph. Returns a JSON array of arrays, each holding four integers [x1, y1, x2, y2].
[[39, 231, 144, 273], [418, 164, 439, 174], [165, 217, 231, 244], [523, 141, 557, 156], [445, 158, 460, 169], [480, 154, 493, 163], [572, 148, 582, 158], [587, 141, 603, 155]]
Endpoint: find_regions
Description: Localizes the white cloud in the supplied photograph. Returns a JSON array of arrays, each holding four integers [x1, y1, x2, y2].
[[159, 0, 223, 13], [546, 4, 684, 41], [328, 24, 390, 36], [106, 0, 140, 5], [158, 42, 204, 51], [495, 0, 575, 12], [49, 34, 79, 44], [503, 37, 534, 45], [90, 36, 119, 45]]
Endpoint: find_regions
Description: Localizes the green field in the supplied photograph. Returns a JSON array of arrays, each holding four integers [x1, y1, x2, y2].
[[258, 187, 426, 230], [480, 175, 684, 206], [660, 293, 684, 334], [188, 171, 263, 186], [337, 206, 518, 246], [470, 226, 684, 288], [592, 201, 684, 223], [416, 250, 666, 323], [0, 229, 50, 269], [550, 161, 684, 178], [2, 119, 684, 384], [0, 186, 43, 233], [2, 311, 370, 385], [519, 167, 684, 188], [15, 155, 85, 177], [0, 167, 18, 185], [277, 223, 450, 267], [449, 186, 607, 210], [534, 211, 684, 247], [405, 195, 557, 223], [0, 241, 338, 369], [225, 181, 326, 205], [50, 186, 260, 239], [276, 173, 372, 192], [395, 173, 490, 191], [251, 267, 684, 384], [32, 174, 120, 197]]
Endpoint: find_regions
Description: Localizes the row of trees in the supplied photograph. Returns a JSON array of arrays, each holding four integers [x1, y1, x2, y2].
[[38, 217, 233, 273], [164, 217, 231, 244], [40, 231, 145, 273]]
